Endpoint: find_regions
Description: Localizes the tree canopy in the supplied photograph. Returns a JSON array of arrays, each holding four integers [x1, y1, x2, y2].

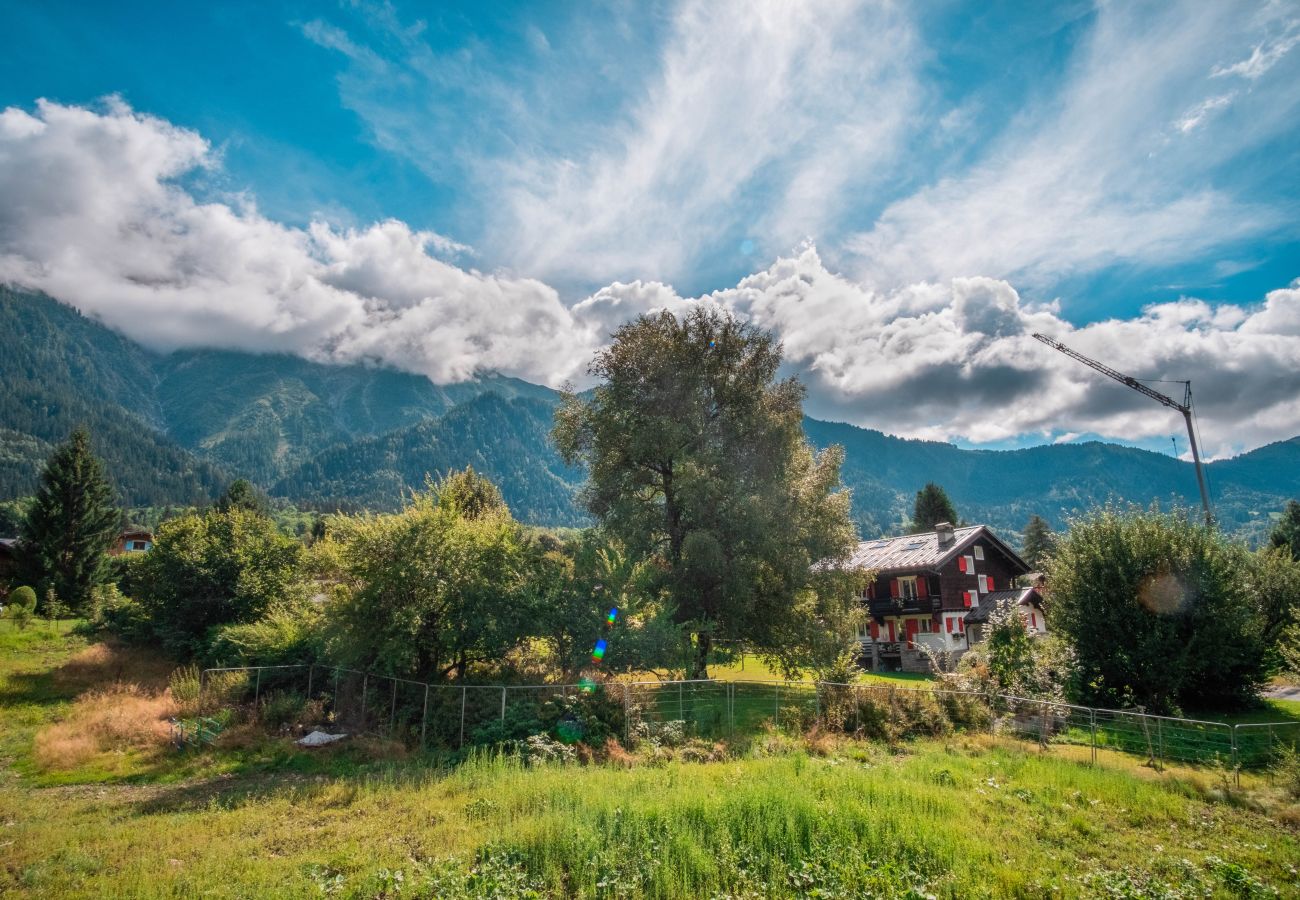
[[1021, 514, 1055, 569], [554, 307, 863, 678], [911, 483, 958, 533], [1047, 505, 1267, 713], [215, 479, 271, 517], [19, 427, 120, 613], [1271, 500, 1300, 561]]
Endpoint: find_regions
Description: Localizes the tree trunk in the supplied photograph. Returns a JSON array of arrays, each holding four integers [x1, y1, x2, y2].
[[691, 631, 711, 680]]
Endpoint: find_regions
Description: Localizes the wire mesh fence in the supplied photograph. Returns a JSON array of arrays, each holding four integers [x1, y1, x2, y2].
[[198, 664, 1298, 778]]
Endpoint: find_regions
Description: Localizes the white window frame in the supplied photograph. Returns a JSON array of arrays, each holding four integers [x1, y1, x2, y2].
[[974, 545, 984, 560], [964, 554, 975, 574], [899, 575, 918, 600], [977, 573, 989, 594]]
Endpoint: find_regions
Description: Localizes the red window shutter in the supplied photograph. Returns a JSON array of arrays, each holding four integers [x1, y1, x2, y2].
[[945, 616, 953, 633], [889, 578, 900, 598], [887, 620, 896, 641], [870, 621, 880, 640], [987, 576, 995, 591], [963, 591, 972, 607], [905, 619, 919, 648], [917, 576, 928, 598], [958, 556, 966, 573], [1031, 613, 1037, 629]]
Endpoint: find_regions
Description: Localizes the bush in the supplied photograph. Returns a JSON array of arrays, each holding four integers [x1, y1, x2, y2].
[[205, 605, 323, 667], [6, 585, 36, 630], [539, 689, 624, 746], [848, 689, 952, 744], [1049, 505, 1268, 713], [168, 664, 202, 716], [88, 584, 152, 643], [259, 691, 307, 730]]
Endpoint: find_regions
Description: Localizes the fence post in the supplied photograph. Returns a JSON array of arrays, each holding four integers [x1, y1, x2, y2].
[[460, 686, 468, 748], [199, 669, 207, 712], [254, 668, 262, 704], [1089, 709, 1097, 766], [1232, 725, 1240, 788], [774, 682, 780, 724], [421, 683, 429, 750], [1157, 717, 1164, 769], [307, 664, 314, 700], [333, 668, 340, 717], [623, 683, 631, 746], [390, 679, 398, 735], [728, 682, 734, 738], [500, 686, 507, 722], [815, 683, 821, 723], [678, 681, 684, 724]]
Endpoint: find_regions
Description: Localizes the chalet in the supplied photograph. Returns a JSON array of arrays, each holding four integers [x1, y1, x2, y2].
[[109, 529, 154, 556], [849, 522, 1034, 672]]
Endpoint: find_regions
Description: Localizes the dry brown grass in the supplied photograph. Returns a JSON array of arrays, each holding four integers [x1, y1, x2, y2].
[[34, 683, 178, 771], [52, 641, 174, 694]]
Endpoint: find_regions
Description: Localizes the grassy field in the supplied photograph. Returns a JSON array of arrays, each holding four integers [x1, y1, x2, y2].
[[3, 627, 1300, 898]]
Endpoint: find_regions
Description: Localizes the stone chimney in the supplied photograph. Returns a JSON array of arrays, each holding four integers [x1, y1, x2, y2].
[[935, 521, 954, 547]]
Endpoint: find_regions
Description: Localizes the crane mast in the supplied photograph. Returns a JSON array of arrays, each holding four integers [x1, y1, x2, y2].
[[1031, 333, 1214, 527]]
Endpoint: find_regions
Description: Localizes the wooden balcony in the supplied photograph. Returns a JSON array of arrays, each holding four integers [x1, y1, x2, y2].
[[866, 595, 941, 617]]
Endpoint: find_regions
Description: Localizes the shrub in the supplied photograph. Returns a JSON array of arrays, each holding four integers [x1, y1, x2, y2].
[[168, 664, 202, 717], [520, 733, 577, 764], [539, 688, 624, 746], [259, 690, 306, 730], [205, 605, 323, 667], [848, 689, 952, 743], [8, 585, 37, 611], [1049, 504, 1267, 713], [88, 584, 152, 643]]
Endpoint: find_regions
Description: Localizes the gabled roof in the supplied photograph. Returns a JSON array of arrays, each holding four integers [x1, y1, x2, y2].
[[847, 524, 1029, 575], [963, 587, 1043, 624]]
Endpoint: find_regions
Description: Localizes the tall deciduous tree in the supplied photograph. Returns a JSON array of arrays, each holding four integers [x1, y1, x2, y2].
[[1048, 505, 1267, 713], [20, 428, 120, 613], [1021, 515, 1056, 569], [911, 483, 958, 533], [1271, 500, 1300, 561], [215, 478, 270, 517], [554, 308, 863, 679]]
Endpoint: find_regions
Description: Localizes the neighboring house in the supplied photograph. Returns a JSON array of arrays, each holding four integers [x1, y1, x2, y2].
[[962, 586, 1048, 645], [848, 522, 1033, 673], [109, 529, 154, 556]]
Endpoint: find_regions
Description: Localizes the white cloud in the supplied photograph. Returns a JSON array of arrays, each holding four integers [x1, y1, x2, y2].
[[0, 99, 599, 386], [710, 246, 1300, 456], [2, 99, 1299, 457], [842, 2, 1300, 292]]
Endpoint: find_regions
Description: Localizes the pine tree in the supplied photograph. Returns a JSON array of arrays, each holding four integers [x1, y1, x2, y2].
[[1271, 500, 1300, 561], [1021, 515, 1056, 569], [911, 483, 958, 533], [20, 428, 120, 614]]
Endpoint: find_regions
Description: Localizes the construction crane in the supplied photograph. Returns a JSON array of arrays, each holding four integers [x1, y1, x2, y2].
[[1032, 333, 1214, 527]]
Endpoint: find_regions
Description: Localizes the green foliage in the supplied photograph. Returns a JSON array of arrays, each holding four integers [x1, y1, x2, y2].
[[131, 507, 306, 658], [911, 482, 958, 532], [87, 582, 151, 643], [1245, 546, 1300, 669], [555, 307, 863, 678], [985, 603, 1036, 692], [19, 428, 120, 613], [168, 664, 202, 713], [214, 479, 270, 516], [324, 482, 532, 682], [1270, 499, 1300, 561], [258, 690, 307, 729], [0, 497, 30, 536], [1021, 514, 1055, 569], [206, 604, 324, 667], [433, 467, 506, 520], [1048, 505, 1268, 713], [5, 584, 37, 630]]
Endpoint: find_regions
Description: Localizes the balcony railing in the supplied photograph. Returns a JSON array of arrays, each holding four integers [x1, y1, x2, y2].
[[866, 595, 941, 616]]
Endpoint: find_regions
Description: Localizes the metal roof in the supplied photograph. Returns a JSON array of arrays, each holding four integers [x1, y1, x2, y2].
[[963, 588, 1042, 624], [847, 525, 989, 572]]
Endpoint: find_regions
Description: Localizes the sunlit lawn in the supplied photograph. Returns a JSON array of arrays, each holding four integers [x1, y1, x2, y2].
[[3, 630, 1299, 897]]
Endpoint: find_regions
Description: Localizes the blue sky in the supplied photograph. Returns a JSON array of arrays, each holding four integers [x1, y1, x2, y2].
[[0, 1, 1298, 455]]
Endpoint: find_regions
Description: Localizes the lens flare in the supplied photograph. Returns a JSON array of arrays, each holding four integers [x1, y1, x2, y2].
[[556, 717, 583, 743], [578, 676, 597, 693], [592, 638, 608, 662], [606, 607, 619, 624]]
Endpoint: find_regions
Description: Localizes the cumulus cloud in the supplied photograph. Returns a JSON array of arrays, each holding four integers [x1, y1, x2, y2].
[[0, 99, 605, 386], [1, 99, 1298, 457], [710, 247, 1300, 456]]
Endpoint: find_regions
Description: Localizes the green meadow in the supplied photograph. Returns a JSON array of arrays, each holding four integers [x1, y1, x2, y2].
[[2, 624, 1298, 898]]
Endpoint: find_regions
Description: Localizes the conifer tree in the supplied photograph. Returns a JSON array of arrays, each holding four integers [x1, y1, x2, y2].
[[20, 428, 120, 613], [911, 483, 958, 533], [1271, 500, 1300, 561], [1021, 515, 1056, 569]]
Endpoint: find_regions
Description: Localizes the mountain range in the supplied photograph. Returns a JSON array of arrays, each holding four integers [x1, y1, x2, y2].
[[2, 286, 1296, 546]]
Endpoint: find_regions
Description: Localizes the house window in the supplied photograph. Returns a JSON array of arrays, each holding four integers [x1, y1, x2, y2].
[[964, 555, 975, 574], [919, 618, 932, 633], [977, 574, 989, 594], [898, 576, 918, 600], [974, 545, 984, 560]]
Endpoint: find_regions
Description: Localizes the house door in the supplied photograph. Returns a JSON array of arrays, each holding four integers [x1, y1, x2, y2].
[[905, 619, 919, 649]]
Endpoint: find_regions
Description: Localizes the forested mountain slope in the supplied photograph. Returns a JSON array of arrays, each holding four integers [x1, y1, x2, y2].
[[1, 287, 1296, 540]]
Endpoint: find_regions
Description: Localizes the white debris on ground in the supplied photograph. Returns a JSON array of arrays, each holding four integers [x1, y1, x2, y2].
[[296, 731, 347, 747]]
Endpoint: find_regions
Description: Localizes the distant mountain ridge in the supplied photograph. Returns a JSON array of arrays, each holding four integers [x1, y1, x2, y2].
[[2, 287, 1297, 543]]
